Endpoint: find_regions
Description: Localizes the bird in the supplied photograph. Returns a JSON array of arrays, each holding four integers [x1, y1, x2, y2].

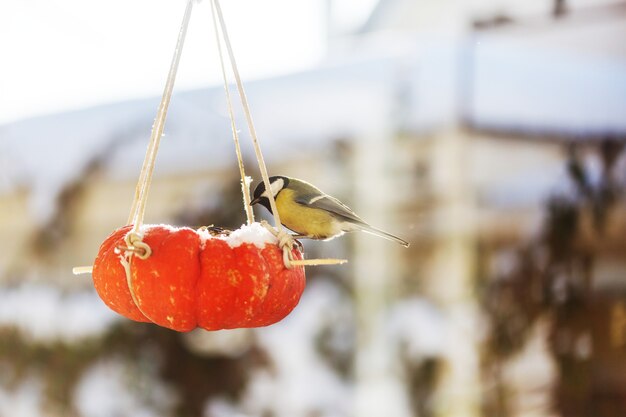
[[250, 176, 409, 247]]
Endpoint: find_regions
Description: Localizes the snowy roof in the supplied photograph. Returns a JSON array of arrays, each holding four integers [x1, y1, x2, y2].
[[357, 0, 626, 137], [467, 24, 626, 137], [0, 58, 398, 222], [0, 56, 399, 184]]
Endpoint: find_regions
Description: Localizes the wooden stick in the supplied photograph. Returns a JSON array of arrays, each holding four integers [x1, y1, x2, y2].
[[289, 259, 348, 266], [73, 266, 93, 275]]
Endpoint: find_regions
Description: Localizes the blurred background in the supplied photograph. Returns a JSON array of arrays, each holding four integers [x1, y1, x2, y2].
[[1, 0, 625, 416]]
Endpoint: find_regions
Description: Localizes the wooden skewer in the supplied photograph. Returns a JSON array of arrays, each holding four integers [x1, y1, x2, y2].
[[72, 257, 346, 276], [289, 259, 348, 266], [73, 266, 94, 275]]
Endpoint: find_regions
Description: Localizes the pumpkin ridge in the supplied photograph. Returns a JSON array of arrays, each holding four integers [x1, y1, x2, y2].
[[239, 242, 271, 326], [250, 243, 278, 325], [192, 228, 205, 327]]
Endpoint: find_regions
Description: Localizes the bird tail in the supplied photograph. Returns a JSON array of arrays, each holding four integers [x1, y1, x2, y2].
[[354, 224, 410, 248]]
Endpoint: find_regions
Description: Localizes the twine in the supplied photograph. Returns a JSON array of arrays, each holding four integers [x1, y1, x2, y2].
[[211, 0, 283, 231], [259, 221, 347, 269], [210, 0, 254, 225], [74, 0, 348, 275], [128, 0, 194, 236]]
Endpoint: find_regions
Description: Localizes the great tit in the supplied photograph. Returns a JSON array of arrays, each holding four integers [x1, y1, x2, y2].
[[250, 176, 409, 247]]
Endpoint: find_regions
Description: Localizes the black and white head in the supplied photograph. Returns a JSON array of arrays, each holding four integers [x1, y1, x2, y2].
[[250, 176, 290, 213]]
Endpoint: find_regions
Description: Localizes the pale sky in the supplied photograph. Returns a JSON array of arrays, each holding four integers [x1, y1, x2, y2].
[[0, 0, 378, 125]]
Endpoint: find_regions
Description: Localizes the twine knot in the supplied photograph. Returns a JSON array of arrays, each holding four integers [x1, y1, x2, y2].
[[260, 221, 299, 269], [122, 231, 152, 260]]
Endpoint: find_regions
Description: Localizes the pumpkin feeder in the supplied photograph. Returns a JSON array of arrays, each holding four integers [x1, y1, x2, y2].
[[74, 0, 345, 332], [91, 224, 307, 331]]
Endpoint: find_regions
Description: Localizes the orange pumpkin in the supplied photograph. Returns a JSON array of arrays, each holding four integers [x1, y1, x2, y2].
[[92, 224, 306, 331]]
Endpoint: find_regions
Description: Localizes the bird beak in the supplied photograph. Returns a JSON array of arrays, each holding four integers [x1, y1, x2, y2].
[[250, 197, 260, 206]]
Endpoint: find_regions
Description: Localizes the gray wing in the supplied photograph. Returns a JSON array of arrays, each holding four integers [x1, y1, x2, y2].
[[295, 192, 366, 225]]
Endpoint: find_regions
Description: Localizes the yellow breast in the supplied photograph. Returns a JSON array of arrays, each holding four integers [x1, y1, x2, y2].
[[274, 189, 340, 239]]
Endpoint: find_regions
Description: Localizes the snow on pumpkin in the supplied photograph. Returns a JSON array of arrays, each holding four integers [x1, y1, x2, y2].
[[92, 223, 306, 332]]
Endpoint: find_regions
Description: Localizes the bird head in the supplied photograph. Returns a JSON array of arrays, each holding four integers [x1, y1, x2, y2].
[[250, 176, 290, 213]]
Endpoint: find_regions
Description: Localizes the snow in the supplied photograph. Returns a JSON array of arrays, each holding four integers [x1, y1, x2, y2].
[[470, 36, 626, 135], [239, 280, 353, 417], [221, 222, 278, 249], [386, 298, 446, 360], [74, 359, 176, 417], [0, 378, 44, 417], [138, 223, 192, 234], [183, 328, 253, 357], [205, 398, 252, 417], [196, 222, 278, 249], [132, 222, 277, 249], [501, 319, 558, 417], [227, 288, 448, 417], [0, 284, 119, 344], [0, 101, 154, 224], [354, 378, 413, 417]]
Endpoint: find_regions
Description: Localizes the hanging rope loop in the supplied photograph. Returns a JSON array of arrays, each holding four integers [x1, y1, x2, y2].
[[210, 0, 255, 225], [122, 231, 152, 260], [127, 0, 195, 238], [118, 245, 157, 323], [122, 0, 195, 263], [211, 0, 283, 232]]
